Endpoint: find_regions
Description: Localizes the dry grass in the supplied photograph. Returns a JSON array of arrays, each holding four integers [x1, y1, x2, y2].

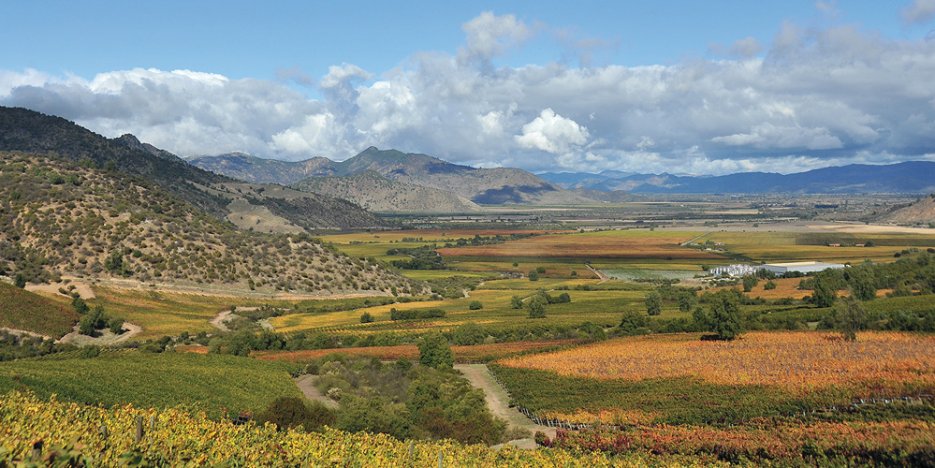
[[499, 332, 935, 394]]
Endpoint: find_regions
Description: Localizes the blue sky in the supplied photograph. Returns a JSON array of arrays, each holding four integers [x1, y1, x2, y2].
[[2, 1, 935, 174]]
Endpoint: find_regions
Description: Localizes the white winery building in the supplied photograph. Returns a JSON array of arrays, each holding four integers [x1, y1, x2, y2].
[[760, 261, 845, 275]]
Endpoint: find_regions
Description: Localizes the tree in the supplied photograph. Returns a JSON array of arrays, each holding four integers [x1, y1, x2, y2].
[[706, 290, 742, 340], [527, 270, 539, 282], [527, 295, 546, 318], [510, 295, 523, 309], [645, 292, 662, 316], [71, 296, 89, 315], [836, 297, 866, 341], [13, 273, 26, 289], [618, 310, 650, 335], [256, 396, 335, 432], [763, 280, 777, 290], [468, 300, 483, 310], [677, 292, 696, 312], [535, 266, 546, 274], [360, 312, 374, 323], [742, 275, 758, 292], [452, 322, 486, 345], [418, 333, 453, 369], [847, 267, 877, 301], [812, 274, 837, 307]]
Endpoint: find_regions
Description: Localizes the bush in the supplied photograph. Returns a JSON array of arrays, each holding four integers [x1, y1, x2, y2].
[[468, 301, 483, 310], [527, 271, 539, 282], [742, 276, 758, 292], [390, 308, 446, 321], [763, 280, 777, 290], [418, 333, 453, 369], [535, 266, 546, 274], [645, 292, 662, 316], [255, 396, 335, 432], [510, 296, 523, 309], [452, 322, 486, 346], [527, 296, 546, 319], [360, 312, 374, 323]]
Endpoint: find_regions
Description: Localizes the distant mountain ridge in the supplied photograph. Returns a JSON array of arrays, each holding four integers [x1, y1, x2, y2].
[[539, 162, 935, 194], [293, 171, 481, 213], [190, 147, 590, 207]]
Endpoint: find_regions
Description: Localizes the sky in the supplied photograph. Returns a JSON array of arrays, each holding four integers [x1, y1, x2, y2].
[[2, 1, 935, 175]]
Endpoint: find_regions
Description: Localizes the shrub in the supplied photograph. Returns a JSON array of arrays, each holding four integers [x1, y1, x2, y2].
[[645, 292, 662, 316], [468, 301, 483, 310], [742, 275, 758, 292], [510, 296, 523, 309], [527, 296, 546, 319], [390, 308, 446, 321], [418, 333, 453, 369], [527, 271, 539, 282], [535, 266, 546, 274], [360, 312, 374, 324], [835, 297, 866, 341], [255, 396, 335, 432], [763, 280, 777, 290]]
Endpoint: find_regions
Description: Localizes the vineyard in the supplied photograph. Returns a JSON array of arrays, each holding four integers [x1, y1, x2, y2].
[[498, 332, 935, 395], [253, 339, 582, 363], [0, 351, 301, 417], [0, 282, 77, 338], [0, 392, 686, 466]]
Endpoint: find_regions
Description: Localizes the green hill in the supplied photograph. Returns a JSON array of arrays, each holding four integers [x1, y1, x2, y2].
[[0, 282, 77, 338]]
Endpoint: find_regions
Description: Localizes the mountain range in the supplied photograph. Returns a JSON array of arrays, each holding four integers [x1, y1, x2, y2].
[[539, 162, 935, 194], [190, 148, 589, 208]]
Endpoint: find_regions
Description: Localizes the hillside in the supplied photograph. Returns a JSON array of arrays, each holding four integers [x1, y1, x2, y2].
[[879, 194, 935, 226], [293, 171, 481, 212], [0, 282, 77, 338], [190, 153, 336, 184], [0, 152, 419, 294], [193, 147, 590, 206], [540, 162, 935, 194], [0, 107, 382, 230]]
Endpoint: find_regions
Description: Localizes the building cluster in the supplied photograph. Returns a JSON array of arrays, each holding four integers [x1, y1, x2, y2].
[[710, 261, 845, 278]]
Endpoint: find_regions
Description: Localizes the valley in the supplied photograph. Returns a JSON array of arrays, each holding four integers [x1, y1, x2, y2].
[[1, 107, 933, 466]]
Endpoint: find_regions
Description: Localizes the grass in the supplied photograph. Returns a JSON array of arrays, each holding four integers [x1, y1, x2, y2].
[[0, 351, 301, 417], [0, 282, 77, 338], [90, 287, 296, 339]]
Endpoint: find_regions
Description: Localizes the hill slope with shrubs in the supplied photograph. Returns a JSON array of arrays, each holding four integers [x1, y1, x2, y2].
[[0, 153, 419, 294]]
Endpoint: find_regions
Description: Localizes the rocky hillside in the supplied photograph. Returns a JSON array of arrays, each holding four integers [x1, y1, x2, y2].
[[0, 107, 383, 230], [879, 194, 935, 226], [0, 152, 420, 294], [293, 171, 480, 212], [192, 147, 590, 207], [189, 153, 336, 184]]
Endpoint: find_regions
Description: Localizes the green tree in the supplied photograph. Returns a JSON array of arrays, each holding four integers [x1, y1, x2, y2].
[[527, 270, 539, 282], [359, 312, 374, 323], [763, 280, 777, 290], [618, 310, 650, 335], [836, 297, 866, 341], [468, 300, 483, 310], [645, 291, 662, 316], [527, 295, 546, 318], [847, 267, 877, 301], [812, 274, 837, 307], [418, 333, 453, 369], [535, 266, 546, 274], [452, 322, 486, 345], [677, 292, 696, 312], [706, 290, 742, 340], [13, 273, 26, 289], [742, 275, 758, 292]]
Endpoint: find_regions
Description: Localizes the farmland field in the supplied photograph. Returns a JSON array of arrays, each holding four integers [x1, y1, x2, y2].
[[0, 282, 77, 338], [253, 339, 582, 363], [698, 231, 935, 263], [0, 351, 301, 417]]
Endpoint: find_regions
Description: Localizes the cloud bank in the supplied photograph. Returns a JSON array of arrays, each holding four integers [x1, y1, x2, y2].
[[2, 11, 935, 175]]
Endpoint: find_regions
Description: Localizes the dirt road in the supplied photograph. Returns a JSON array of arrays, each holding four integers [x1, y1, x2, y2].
[[294, 374, 340, 410], [455, 364, 555, 449]]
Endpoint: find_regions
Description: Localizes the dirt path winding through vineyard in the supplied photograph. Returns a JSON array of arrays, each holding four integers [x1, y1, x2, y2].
[[294, 375, 339, 409], [454, 364, 555, 449]]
